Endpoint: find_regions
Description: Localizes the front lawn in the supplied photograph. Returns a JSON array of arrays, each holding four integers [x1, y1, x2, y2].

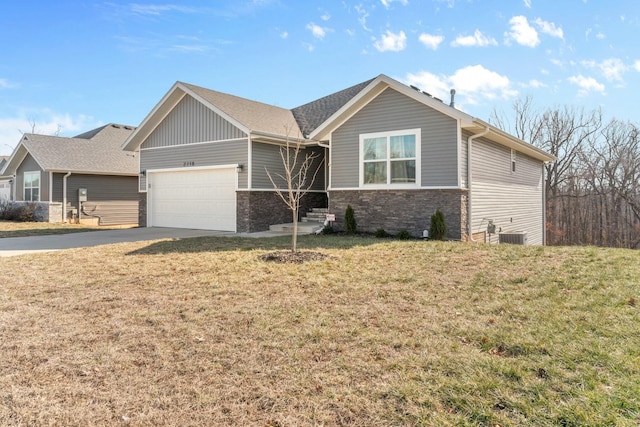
[[0, 220, 131, 238], [0, 236, 638, 425]]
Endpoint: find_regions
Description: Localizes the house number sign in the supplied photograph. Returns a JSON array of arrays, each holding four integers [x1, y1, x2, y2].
[[183, 161, 195, 167]]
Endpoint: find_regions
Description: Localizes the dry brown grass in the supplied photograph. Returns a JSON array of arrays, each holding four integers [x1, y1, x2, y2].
[[0, 220, 129, 238], [0, 236, 638, 426]]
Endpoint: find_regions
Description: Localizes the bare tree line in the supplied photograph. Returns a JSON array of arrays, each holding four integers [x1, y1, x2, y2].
[[492, 98, 640, 248]]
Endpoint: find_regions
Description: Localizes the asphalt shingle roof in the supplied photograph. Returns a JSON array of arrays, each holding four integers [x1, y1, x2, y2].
[[21, 124, 138, 174], [291, 78, 376, 137]]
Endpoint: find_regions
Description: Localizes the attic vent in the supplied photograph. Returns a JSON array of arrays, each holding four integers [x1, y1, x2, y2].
[[499, 232, 528, 245], [111, 124, 121, 128], [421, 91, 432, 97], [410, 85, 420, 91], [124, 126, 132, 130]]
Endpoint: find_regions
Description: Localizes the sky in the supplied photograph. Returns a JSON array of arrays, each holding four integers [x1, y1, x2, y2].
[[1, 0, 639, 156]]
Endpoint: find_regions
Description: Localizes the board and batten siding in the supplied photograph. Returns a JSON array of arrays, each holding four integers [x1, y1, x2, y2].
[[331, 87, 459, 189], [15, 153, 47, 201], [138, 94, 249, 192], [141, 95, 247, 149], [251, 142, 325, 191], [140, 141, 249, 191], [470, 137, 545, 245]]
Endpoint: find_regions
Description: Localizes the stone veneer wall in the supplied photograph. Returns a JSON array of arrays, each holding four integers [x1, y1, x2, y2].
[[137, 190, 327, 232], [329, 189, 468, 240], [237, 191, 328, 233], [138, 192, 147, 227]]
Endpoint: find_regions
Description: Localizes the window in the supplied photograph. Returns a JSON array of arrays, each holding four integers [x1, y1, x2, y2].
[[511, 149, 517, 173], [361, 129, 420, 187], [24, 171, 40, 201]]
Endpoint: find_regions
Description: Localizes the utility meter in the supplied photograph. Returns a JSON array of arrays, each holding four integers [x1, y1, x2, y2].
[[78, 188, 88, 202]]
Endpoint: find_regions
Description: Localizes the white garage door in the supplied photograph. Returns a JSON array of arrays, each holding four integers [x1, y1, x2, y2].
[[149, 168, 237, 231]]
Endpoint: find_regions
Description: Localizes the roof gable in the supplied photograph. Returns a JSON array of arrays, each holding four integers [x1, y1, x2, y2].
[[2, 124, 138, 176]]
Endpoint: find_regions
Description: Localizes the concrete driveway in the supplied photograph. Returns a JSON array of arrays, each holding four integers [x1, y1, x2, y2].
[[0, 227, 241, 257]]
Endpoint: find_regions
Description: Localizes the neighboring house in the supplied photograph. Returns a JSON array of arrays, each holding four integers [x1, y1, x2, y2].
[[1, 124, 139, 225], [0, 157, 11, 200], [122, 74, 555, 244]]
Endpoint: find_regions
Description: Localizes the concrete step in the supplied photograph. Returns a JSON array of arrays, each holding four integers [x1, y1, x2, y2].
[[301, 217, 325, 223], [304, 212, 328, 220], [311, 207, 329, 213], [269, 222, 324, 234]]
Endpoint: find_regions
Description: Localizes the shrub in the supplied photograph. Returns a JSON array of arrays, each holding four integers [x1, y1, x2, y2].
[[374, 228, 390, 238], [344, 205, 357, 234], [429, 209, 447, 240], [321, 224, 335, 235], [396, 229, 411, 240], [0, 201, 39, 222]]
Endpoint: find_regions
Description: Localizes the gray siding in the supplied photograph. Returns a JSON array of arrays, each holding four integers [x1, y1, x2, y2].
[[331, 87, 459, 188], [470, 137, 545, 245], [52, 174, 138, 204], [141, 95, 246, 149], [49, 174, 138, 225], [461, 130, 470, 188], [140, 140, 249, 191], [251, 142, 325, 191], [15, 153, 47, 201]]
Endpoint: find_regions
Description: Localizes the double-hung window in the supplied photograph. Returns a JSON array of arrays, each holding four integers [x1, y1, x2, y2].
[[24, 171, 40, 201], [360, 128, 420, 187]]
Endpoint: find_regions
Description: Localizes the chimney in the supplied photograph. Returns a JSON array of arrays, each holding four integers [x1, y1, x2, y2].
[[449, 89, 456, 108]]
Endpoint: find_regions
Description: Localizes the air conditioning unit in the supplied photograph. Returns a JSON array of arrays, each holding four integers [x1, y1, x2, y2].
[[499, 232, 528, 245]]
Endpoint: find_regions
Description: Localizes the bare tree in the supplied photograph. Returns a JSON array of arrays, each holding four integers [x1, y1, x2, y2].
[[265, 135, 324, 252]]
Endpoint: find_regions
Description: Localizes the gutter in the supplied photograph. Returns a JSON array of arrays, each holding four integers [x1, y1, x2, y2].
[[62, 172, 71, 223], [467, 126, 490, 243]]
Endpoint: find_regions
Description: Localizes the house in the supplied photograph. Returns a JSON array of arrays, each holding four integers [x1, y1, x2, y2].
[[122, 74, 555, 244], [0, 157, 10, 200], [1, 124, 140, 225]]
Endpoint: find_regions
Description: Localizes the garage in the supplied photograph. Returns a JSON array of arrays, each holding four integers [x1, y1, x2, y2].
[[148, 167, 237, 231]]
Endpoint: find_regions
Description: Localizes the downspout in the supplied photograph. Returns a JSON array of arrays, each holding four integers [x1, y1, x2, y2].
[[467, 127, 490, 242], [62, 172, 71, 224]]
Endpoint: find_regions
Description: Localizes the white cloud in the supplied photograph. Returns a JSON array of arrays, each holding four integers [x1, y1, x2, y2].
[[321, 13, 330, 21], [583, 58, 627, 82], [0, 79, 18, 89], [129, 4, 195, 16], [404, 65, 517, 108], [280, 31, 288, 39], [634, 60, 640, 72], [355, 4, 371, 31], [306, 23, 328, 40], [418, 33, 444, 50], [596, 32, 606, 40], [374, 30, 407, 52], [526, 79, 547, 88], [599, 58, 627, 82], [524, 0, 532, 7], [505, 15, 539, 47], [381, 0, 408, 8], [451, 29, 497, 47], [568, 75, 605, 95], [534, 18, 564, 39], [0, 111, 99, 155]]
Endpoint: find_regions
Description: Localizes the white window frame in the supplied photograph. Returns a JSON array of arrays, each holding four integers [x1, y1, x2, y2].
[[359, 128, 421, 189], [23, 171, 41, 202], [511, 149, 517, 174]]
